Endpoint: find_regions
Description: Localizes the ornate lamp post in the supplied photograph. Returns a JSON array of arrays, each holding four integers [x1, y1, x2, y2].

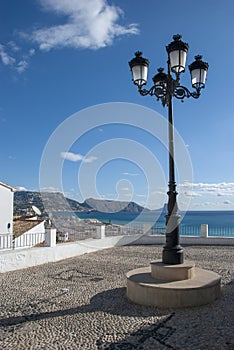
[[129, 35, 209, 265]]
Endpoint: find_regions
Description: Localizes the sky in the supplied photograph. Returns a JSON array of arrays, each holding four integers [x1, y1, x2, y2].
[[0, 0, 234, 211]]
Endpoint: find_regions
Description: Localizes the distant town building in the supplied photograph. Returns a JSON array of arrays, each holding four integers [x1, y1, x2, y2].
[[0, 182, 16, 234]]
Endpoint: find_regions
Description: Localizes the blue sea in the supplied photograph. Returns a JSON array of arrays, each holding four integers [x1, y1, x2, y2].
[[74, 210, 234, 226], [55, 210, 234, 237]]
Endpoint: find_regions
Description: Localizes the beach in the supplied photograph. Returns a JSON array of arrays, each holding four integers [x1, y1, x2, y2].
[[0, 244, 233, 349]]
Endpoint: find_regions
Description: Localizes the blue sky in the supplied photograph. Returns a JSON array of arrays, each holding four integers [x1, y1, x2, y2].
[[0, 0, 234, 210]]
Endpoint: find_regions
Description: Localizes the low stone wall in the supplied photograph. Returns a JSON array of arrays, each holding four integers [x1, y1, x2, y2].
[[0, 236, 129, 273], [126, 234, 234, 246], [0, 234, 233, 273]]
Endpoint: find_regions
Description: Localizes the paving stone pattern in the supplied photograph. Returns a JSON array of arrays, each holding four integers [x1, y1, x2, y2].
[[0, 245, 233, 349]]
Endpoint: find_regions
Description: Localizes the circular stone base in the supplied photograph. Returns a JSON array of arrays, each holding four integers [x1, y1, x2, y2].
[[151, 260, 195, 281], [126, 266, 221, 308]]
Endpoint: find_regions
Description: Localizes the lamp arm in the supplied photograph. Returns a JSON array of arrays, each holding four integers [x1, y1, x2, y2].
[[138, 85, 156, 96], [138, 85, 168, 106], [173, 85, 201, 101]]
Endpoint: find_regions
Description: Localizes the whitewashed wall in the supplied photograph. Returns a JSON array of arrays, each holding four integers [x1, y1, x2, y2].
[[13, 221, 45, 249], [0, 185, 14, 234]]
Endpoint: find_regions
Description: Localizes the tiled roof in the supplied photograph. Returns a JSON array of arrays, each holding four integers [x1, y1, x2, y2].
[[13, 218, 44, 237]]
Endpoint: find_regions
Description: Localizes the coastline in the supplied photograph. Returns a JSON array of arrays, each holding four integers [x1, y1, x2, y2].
[[51, 209, 234, 224], [47, 210, 234, 237]]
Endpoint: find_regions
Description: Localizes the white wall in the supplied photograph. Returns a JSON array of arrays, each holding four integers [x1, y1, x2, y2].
[[23, 221, 45, 235], [1, 234, 233, 273], [13, 221, 45, 249], [0, 185, 14, 234], [0, 236, 126, 273]]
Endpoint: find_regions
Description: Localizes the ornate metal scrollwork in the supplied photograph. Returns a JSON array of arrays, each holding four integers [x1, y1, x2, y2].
[[174, 85, 200, 101], [138, 86, 155, 97], [138, 80, 201, 106]]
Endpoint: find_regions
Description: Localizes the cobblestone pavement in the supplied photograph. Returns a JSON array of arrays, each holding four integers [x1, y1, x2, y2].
[[0, 245, 233, 349]]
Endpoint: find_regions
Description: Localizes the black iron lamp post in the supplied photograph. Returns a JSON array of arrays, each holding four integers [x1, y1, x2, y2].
[[129, 35, 209, 265]]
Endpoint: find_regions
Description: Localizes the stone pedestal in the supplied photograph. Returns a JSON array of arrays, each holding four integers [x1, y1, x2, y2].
[[126, 260, 221, 308], [95, 225, 105, 239], [45, 228, 56, 247], [201, 224, 209, 238], [151, 260, 195, 281]]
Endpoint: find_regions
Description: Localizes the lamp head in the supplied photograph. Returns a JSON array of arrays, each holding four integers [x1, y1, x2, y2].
[[129, 51, 149, 87], [166, 34, 189, 75], [152, 67, 168, 86], [189, 55, 209, 89]]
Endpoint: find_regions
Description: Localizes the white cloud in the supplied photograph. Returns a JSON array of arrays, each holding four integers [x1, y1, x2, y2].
[[61, 152, 83, 161], [0, 44, 16, 66], [122, 193, 132, 197], [28, 0, 139, 51], [7, 41, 20, 52], [99, 194, 115, 199], [61, 151, 97, 163], [122, 172, 139, 176], [16, 186, 27, 191], [40, 186, 61, 192], [179, 182, 234, 196], [223, 200, 232, 205], [183, 190, 202, 197], [178, 182, 234, 210], [121, 187, 131, 191], [150, 190, 166, 196], [29, 48, 36, 56], [0, 42, 35, 74], [83, 156, 98, 163], [16, 60, 28, 73]]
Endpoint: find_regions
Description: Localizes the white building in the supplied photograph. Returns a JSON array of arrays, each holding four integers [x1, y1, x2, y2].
[[0, 182, 16, 234]]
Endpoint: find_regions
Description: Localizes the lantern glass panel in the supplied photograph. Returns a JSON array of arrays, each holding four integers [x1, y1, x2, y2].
[[191, 68, 207, 88], [169, 50, 187, 73], [132, 64, 148, 86]]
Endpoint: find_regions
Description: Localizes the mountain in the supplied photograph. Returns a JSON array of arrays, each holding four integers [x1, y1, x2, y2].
[[14, 191, 85, 214], [14, 191, 150, 215], [82, 198, 149, 213]]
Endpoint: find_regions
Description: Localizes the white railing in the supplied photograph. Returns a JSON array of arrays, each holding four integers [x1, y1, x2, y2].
[[0, 234, 13, 250], [0, 232, 45, 250], [1, 223, 234, 251], [13, 232, 45, 249], [151, 224, 234, 238]]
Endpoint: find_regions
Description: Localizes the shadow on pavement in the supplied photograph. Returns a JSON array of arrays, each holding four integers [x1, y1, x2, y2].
[[0, 287, 168, 328]]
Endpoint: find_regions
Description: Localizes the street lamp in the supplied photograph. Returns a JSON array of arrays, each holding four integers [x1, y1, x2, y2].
[[129, 34, 209, 265]]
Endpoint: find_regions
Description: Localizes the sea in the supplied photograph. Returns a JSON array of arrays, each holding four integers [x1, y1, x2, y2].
[[54, 210, 234, 237]]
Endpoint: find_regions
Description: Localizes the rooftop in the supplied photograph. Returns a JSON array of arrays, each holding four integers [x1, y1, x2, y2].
[[0, 245, 233, 349], [0, 181, 16, 192], [13, 217, 44, 237]]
